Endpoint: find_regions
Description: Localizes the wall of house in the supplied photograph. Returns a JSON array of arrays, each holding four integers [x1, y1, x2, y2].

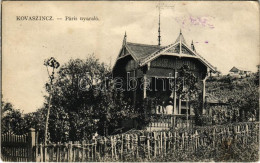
[[112, 55, 209, 111]]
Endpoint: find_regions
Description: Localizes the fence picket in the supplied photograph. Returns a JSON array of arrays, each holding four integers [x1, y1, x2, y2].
[[73, 141, 76, 161], [147, 133, 150, 159], [68, 141, 72, 162], [195, 130, 198, 150], [39, 144, 42, 162], [121, 135, 123, 159], [135, 134, 139, 158], [1, 123, 259, 162], [159, 132, 162, 155], [110, 137, 113, 159], [154, 132, 157, 157], [163, 132, 166, 156]]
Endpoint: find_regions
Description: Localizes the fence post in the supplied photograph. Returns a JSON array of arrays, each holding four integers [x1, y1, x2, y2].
[[213, 128, 216, 148], [114, 136, 117, 160], [154, 132, 157, 157], [245, 124, 249, 144], [195, 130, 198, 150], [147, 133, 150, 159], [126, 134, 129, 151], [135, 134, 139, 158], [35, 132, 39, 162], [111, 137, 114, 159], [103, 137, 107, 159], [164, 132, 167, 156], [121, 135, 124, 159], [40, 143, 43, 162], [28, 128, 36, 162], [81, 141, 85, 161], [160, 132, 163, 155], [168, 132, 172, 150], [94, 138, 97, 160], [233, 126, 237, 140], [57, 142, 60, 162], [174, 132, 176, 150], [68, 141, 73, 162]]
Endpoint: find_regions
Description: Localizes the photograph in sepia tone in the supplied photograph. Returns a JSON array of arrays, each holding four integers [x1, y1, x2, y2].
[[1, 1, 259, 162]]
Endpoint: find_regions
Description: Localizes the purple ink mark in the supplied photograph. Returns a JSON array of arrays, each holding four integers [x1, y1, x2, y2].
[[175, 15, 215, 30], [205, 41, 209, 44]]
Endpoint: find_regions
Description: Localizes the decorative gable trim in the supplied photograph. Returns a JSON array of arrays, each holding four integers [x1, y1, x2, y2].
[[140, 41, 216, 71], [181, 42, 216, 71], [139, 42, 178, 66]]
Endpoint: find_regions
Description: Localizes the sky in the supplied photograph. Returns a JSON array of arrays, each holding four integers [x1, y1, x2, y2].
[[2, 1, 259, 113]]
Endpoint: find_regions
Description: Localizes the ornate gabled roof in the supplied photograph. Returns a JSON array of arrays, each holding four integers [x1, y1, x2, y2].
[[114, 31, 216, 71]]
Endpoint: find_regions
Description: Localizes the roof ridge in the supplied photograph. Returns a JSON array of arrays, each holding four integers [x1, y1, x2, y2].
[[235, 66, 251, 71], [127, 42, 163, 48]]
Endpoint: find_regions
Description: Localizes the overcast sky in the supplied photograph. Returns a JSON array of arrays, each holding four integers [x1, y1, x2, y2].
[[2, 1, 259, 113]]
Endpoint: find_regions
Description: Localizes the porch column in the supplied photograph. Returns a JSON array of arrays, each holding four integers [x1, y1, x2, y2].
[[202, 79, 206, 114], [202, 68, 209, 114], [133, 69, 137, 106], [173, 69, 177, 114], [178, 98, 182, 115], [186, 101, 189, 112], [186, 100, 189, 128], [143, 74, 147, 99]]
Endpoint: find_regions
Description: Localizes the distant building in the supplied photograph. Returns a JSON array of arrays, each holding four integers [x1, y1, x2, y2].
[[228, 66, 251, 78], [210, 70, 222, 77]]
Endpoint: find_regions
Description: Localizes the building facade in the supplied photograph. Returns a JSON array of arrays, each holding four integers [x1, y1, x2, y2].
[[229, 66, 252, 78], [112, 31, 216, 129]]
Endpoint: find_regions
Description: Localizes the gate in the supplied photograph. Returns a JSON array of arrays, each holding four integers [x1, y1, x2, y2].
[[1, 128, 36, 162]]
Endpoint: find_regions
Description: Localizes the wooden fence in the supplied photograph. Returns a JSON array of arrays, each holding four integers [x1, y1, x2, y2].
[[1, 122, 258, 162], [1, 128, 35, 162], [34, 122, 259, 162]]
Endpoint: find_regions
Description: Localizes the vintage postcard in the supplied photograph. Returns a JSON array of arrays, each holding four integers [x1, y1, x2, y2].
[[1, 1, 259, 162]]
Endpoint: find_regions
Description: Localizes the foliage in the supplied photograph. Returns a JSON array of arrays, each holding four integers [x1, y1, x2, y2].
[[42, 55, 132, 141], [175, 65, 199, 100], [48, 106, 70, 142], [206, 74, 259, 122], [1, 55, 133, 142], [23, 108, 47, 142], [1, 101, 25, 134]]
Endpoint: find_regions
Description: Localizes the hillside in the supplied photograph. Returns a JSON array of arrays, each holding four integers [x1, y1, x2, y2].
[[206, 74, 258, 119]]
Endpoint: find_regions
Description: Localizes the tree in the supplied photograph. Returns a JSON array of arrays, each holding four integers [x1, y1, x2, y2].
[[175, 65, 200, 127], [23, 108, 46, 142], [1, 101, 25, 134], [235, 77, 258, 121], [95, 81, 133, 136], [48, 56, 101, 140], [46, 55, 130, 140], [44, 57, 60, 144]]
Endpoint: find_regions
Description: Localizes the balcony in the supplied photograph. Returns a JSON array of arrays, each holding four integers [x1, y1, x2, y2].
[[145, 114, 195, 131]]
